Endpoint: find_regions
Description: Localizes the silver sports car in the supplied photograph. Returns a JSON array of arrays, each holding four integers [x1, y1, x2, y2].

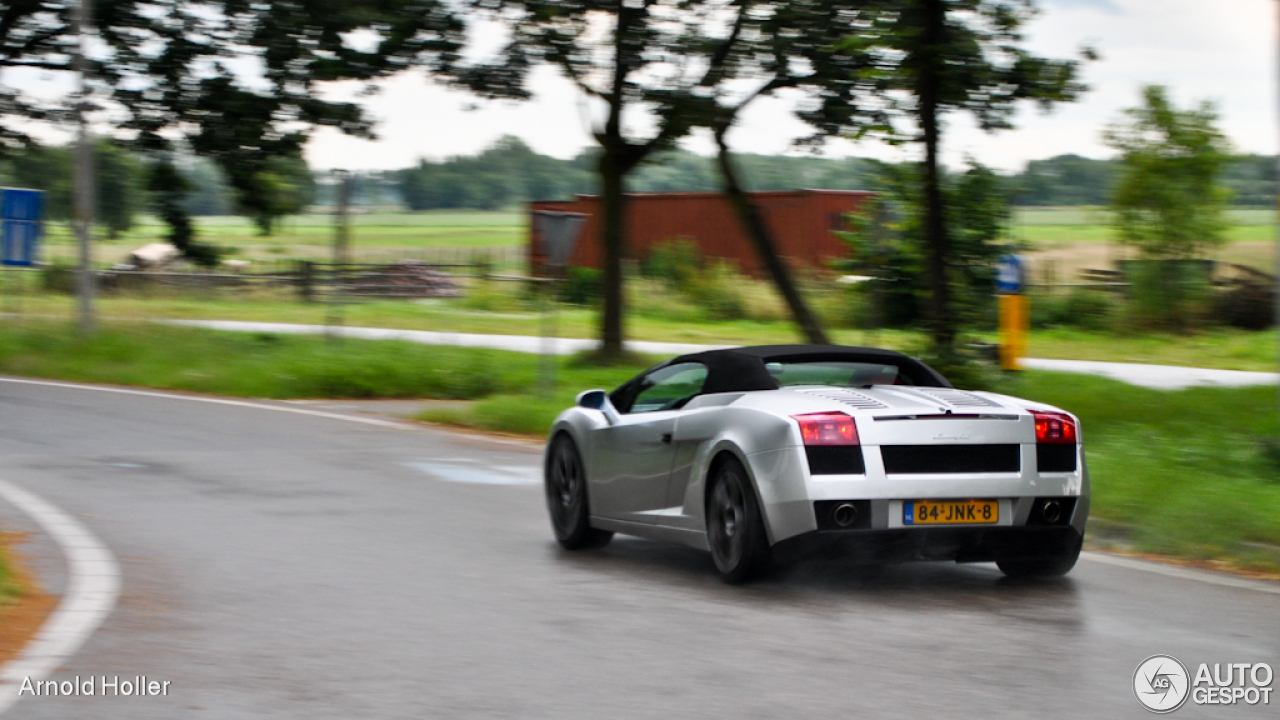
[[544, 345, 1087, 583]]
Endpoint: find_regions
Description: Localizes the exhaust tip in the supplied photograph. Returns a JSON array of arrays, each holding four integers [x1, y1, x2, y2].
[[832, 503, 859, 528], [1041, 500, 1062, 524]]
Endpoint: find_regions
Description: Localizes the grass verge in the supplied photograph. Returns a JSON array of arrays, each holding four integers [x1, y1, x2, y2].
[[0, 321, 556, 400], [1000, 371, 1280, 572], [0, 532, 18, 608], [0, 532, 57, 666]]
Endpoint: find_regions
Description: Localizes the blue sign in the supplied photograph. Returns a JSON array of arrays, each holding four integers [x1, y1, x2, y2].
[[2, 188, 42, 222], [1, 188, 43, 267], [996, 254, 1025, 295]]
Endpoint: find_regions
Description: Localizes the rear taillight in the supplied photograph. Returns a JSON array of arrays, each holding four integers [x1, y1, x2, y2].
[[1033, 411, 1078, 444], [793, 412, 859, 446]]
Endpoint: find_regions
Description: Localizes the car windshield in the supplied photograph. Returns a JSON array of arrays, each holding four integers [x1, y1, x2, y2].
[[764, 360, 911, 387]]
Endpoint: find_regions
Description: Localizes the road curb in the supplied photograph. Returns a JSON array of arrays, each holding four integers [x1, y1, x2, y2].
[[0, 480, 121, 716]]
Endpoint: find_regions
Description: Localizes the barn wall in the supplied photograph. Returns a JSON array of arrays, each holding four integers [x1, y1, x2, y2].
[[529, 190, 874, 277]]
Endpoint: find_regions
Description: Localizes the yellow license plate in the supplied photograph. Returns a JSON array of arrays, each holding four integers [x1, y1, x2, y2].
[[904, 500, 998, 525]]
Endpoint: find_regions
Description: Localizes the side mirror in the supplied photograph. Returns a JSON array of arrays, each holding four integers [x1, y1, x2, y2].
[[576, 389, 620, 426]]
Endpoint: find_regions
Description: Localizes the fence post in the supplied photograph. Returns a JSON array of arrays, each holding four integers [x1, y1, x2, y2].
[[300, 260, 314, 302]]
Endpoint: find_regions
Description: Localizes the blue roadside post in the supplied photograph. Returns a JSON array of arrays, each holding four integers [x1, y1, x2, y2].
[[0, 188, 44, 316], [996, 254, 1027, 371]]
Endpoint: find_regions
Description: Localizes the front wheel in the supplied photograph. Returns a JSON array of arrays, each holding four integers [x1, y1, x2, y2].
[[545, 433, 612, 550], [996, 535, 1082, 578], [706, 457, 770, 584]]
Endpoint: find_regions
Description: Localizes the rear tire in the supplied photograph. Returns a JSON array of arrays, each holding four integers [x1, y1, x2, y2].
[[545, 434, 612, 550], [706, 457, 770, 584], [996, 535, 1082, 578]]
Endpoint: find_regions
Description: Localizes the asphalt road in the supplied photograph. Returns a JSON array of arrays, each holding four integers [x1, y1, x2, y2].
[[0, 379, 1276, 719]]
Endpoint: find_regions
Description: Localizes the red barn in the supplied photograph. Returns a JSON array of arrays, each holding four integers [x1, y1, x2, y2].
[[529, 190, 875, 277]]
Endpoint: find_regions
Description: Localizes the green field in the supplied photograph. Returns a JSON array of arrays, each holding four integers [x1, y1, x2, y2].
[[33, 206, 1280, 272], [40, 210, 525, 265]]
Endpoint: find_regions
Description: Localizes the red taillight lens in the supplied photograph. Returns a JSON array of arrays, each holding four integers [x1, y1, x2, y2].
[[793, 412, 859, 446], [1033, 411, 1078, 444]]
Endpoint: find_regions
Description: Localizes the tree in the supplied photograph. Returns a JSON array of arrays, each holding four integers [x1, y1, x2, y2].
[[487, 1, 721, 357], [239, 154, 316, 235], [1105, 86, 1230, 259], [826, 0, 1088, 358], [0, 2, 511, 235], [1104, 85, 1231, 328], [95, 140, 143, 239], [4, 139, 139, 238], [148, 157, 222, 267], [684, 0, 884, 344]]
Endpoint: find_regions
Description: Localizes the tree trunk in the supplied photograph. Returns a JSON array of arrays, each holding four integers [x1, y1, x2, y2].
[[598, 151, 627, 357], [918, 0, 954, 358], [714, 132, 830, 345]]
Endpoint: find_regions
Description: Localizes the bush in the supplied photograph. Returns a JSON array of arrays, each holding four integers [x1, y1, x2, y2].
[[559, 266, 601, 305], [1122, 259, 1214, 331], [641, 238, 701, 284], [1214, 282, 1274, 330], [41, 263, 77, 295], [684, 260, 749, 321], [1031, 288, 1119, 331]]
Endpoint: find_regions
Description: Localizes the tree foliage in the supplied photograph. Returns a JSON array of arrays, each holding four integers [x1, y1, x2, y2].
[[824, 0, 1088, 358], [842, 160, 1016, 330], [1104, 85, 1232, 330], [147, 157, 221, 267], [1105, 85, 1231, 260], [0, 1, 519, 233], [484, 0, 732, 356]]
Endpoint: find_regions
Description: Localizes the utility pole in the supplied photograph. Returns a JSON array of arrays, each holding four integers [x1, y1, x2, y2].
[[326, 170, 352, 340], [334, 170, 352, 266], [72, 0, 95, 334]]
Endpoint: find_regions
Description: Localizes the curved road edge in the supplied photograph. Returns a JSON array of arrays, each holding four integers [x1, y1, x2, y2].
[[0, 480, 121, 716]]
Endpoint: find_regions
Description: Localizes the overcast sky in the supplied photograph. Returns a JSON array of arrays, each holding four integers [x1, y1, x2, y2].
[[303, 0, 1280, 174]]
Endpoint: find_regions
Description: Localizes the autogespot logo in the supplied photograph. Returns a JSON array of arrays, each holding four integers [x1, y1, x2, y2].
[[1134, 655, 1191, 714]]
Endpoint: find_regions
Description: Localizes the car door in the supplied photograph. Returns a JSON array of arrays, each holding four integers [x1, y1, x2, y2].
[[588, 362, 708, 525]]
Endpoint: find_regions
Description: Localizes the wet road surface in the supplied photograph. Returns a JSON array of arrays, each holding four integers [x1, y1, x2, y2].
[[0, 379, 1276, 718]]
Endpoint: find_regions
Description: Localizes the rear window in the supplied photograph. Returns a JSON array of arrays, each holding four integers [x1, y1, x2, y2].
[[764, 361, 912, 388]]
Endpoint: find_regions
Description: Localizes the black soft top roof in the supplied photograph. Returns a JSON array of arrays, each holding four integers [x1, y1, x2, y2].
[[621, 345, 951, 398]]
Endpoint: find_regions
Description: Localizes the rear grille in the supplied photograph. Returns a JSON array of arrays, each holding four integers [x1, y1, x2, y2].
[[881, 444, 1020, 474], [1036, 445, 1078, 473], [805, 446, 866, 475]]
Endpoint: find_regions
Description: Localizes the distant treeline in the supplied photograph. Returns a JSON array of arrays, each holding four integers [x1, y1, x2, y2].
[[395, 136, 879, 211], [394, 137, 1279, 210], [1011, 153, 1277, 206]]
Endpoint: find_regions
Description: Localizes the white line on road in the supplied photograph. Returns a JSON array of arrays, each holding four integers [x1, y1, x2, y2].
[[1081, 551, 1280, 596], [0, 479, 122, 716], [0, 376, 407, 429]]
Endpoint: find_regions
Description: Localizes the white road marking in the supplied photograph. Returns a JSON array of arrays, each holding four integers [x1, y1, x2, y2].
[[0, 479, 122, 716], [404, 460, 541, 486], [1081, 551, 1280, 596], [0, 376, 406, 429]]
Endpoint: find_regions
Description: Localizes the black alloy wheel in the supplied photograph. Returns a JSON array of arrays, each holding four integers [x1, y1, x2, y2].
[[545, 434, 612, 550], [706, 456, 770, 584]]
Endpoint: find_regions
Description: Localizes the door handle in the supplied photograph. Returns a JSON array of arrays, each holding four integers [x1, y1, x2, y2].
[[660, 433, 673, 444]]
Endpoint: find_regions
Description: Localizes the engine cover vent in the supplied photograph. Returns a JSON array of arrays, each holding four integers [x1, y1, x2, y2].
[[912, 388, 1002, 408], [798, 388, 888, 410]]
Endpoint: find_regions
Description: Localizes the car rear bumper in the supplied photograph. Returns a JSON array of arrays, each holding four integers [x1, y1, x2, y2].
[[770, 525, 1084, 565]]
